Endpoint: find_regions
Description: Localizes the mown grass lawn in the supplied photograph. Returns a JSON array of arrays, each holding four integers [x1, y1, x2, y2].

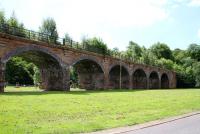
[[0, 87, 200, 134]]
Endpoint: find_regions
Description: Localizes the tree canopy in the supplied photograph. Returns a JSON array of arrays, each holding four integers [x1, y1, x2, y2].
[[187, 43, 200, 61], [81, 37, 108, 55], [150, 42, 173, 60], [39, 17, 58, 43], [125, 41, 142, 61], [0, 11, 5, 24]]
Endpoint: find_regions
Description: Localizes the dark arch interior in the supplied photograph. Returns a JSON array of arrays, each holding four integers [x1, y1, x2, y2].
[[149, 71, 159, 89], [161, 73, 169, 89], [5, 50, 66, 91], [72, 59, 104, 90], [109, 65, 129, 89], [132, 69, 147, 89]]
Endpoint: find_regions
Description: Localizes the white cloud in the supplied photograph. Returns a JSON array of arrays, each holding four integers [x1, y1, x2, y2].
[[0, 0, 170, 49], [188, 0, 200, 6], [2, 0, 169, 29], [56, 0, 169, 40]]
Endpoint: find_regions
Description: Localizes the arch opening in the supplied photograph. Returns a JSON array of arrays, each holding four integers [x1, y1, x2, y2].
[[1, 48, 68, 92], [161, 73, 169, 89], [132, 69, 147, 89], [71, 59, 104, 90], [109, 65, 129, 89], [149, 71, 159, 89]]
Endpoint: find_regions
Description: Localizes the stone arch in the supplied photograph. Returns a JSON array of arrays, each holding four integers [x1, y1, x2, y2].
[[132, 69, 147, 89], [108, 63, 130, 75], [1, 45, 66, 67], [1, 45, 69, 91], [161, 73, 169, 89], [70, 56, 105, 74], [109, 64, 130, 89], [71, 56, 105, 90], [149, 71, 159, 89]]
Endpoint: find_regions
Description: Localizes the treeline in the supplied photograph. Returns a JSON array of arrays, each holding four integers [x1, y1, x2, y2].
[[1, 10, 200, 88]]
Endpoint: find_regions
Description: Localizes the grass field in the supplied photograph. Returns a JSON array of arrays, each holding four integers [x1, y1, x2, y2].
[[0, 87, 200, 134]]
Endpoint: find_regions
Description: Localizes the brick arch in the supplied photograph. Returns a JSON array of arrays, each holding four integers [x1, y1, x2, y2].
[[132, 68, 147, 89], [161, 73, 169, 89], [1, 45, 66, 67], [70, 56, 105, 74], [108, 63, 130, 76], [1, 45, 69, 91], [149, 71, 159, 89], [131, 66, 147, 76], [108, 63, 130, 89], [70, 56, 105, 90]]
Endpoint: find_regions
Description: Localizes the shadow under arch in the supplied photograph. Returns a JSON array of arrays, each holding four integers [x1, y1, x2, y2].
[[1, 45, 69, 91], [70, 56, 105, 74], [161, 73, 169, 89], [109, 64, 130, 89], [70, 56, 105, 90], [149, 71, 159, 89], [132, 69, 147, 89]]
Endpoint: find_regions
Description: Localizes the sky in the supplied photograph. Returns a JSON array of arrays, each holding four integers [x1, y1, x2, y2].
[[0, 0, 200, 50]]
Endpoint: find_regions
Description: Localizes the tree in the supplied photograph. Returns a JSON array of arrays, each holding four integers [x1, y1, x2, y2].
[[110, 47, 121, 57], [5, 57, 34, 85], [70, 67, 78, 84], [140, 47, 157, 65], [0, 10, 6, 24], [187, 43, 200, 61], [7, 12, 26, 37], [82, 37, 108, 55], [0, 10, 6, 33], [150, 42, 173, 60], [192, 62, 200, 87], [172, 49, 187, 64], [126, 41, 142, 62], [64, 33, 72, 42], [7, 12, 19, 27], [39, 17, 58, 43], [156, 58, 174, 70], [182, 57, 196, 67], [33, 66, 41, 85]]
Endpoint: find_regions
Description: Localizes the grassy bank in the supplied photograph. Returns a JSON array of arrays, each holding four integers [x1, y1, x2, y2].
[[0, 87, 200, 134]]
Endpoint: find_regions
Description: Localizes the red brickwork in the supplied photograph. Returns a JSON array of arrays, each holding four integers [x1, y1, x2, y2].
[[0, 33, 176, 92]]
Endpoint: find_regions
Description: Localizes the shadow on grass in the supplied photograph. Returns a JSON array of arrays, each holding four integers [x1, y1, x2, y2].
[[0, 89, 148, 96]]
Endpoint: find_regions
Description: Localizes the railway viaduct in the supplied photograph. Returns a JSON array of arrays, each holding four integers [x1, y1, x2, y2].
[[0, 32, 176, 92]]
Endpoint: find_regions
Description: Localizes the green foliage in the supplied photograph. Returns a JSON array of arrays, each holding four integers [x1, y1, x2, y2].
[[156, 58, 174, 70], [172, 49, 187, 64], [5, 57, 34, 85], [187, 43, 200, 61], [39, 17, 58, 43], [70, 67, 78, 84], [126, 41, 142, 62], [7, 12, 19, 27], [6, 12, 26, 37], [82, 37, 108, 55], [192, 62, 200, 87], [150, 42, 173, 60], [110, 47, 120, 56], [140, 47, 157, 65], [0, 10, 6, 24], [33, 66, 41, 85], [64, 33, 72, 42]]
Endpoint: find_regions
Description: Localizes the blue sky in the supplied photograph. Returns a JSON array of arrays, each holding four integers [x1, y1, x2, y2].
[[0, 0, 200, 50]]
